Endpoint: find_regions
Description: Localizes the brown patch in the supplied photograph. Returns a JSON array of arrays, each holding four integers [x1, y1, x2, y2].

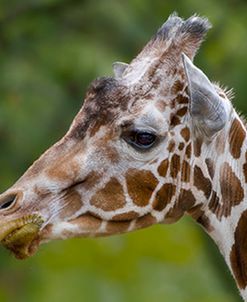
[[177, 107, 188, 117], [229, 118, 246, 159], [112, 211, 139, 221], [230, 209, 247, 289], [83, 171, 102, 190], [170, 154, 181, 178], [71, 214, 101, 233], [165, 189, 196, 222], [208, 163, 244, 219], [177, 94, 189, 104], [135, 213, 157, 229], [180, 127, 190, 142], [208, 191, 220, 216], [205, 158, 215, 180], [178, 189, 196, 210], [243, 151, 247, 183], [181, 160, 191, 182], [193, 137, 203, 157], [185, 143, 191, 159], [47, 159, 80, 182], [90, 177, 126, 211], [167, 140, 176, 152], [193, 165, 212, 199], [219, 162, 244, 217], [126, 169, 158, 207], [105, 221, 130, 235], [153, 183, 176, 211], [215, 132, 225, 154], [171, 80, 184, 94], [61, 189, 83, 220], [188, 204, 213, 232], [170, 115, 181, 127], [157, 158, 169, 177], [178, 142, 185, 151]]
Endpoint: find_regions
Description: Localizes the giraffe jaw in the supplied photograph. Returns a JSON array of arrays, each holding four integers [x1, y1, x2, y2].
[[0, 214, 44, 259]]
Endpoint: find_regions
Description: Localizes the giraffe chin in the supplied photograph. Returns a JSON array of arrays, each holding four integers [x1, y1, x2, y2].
[[0, 214, 44, 259]]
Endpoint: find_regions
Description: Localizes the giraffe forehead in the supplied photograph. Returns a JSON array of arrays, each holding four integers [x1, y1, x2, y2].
[[68, 78, 130, 139]]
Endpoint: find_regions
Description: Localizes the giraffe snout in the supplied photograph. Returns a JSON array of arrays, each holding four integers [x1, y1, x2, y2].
[[0, 191, 44, 259]]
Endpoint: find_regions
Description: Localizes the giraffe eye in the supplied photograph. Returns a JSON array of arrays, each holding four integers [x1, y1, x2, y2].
[[125, 130, 157, 150]]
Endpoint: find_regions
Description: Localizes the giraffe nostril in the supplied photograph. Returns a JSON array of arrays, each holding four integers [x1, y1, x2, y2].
[[0, 194, 17, 210]]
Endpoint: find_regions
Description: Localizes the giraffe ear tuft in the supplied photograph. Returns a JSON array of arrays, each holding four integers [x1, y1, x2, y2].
[[182, 53, 228, 137], [112, 62, 129, 79]]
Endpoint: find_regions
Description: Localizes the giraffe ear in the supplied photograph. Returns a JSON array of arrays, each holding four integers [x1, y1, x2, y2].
[[182, 53, 228, 137], [112, 62, 129, 79]]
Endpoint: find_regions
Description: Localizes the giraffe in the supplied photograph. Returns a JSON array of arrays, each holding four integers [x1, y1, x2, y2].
[[0, 13, 246, 300]]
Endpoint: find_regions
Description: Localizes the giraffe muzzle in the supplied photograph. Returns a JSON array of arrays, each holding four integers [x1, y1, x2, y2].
[[0, 214, 44, 259]]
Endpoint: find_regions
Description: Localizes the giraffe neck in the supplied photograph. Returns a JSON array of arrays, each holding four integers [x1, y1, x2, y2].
[[188, 110, 247, 298]]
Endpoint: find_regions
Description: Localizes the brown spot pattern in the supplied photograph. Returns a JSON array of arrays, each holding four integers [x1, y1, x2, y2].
[[177, 107, 187, 117], [194, 165, 212, 199], [153, 183, 176, 211], [188, 204, 212, 232], [170, 154, 181, 178], [193, 137, 203, 157], [71, 214, 101, 233], [126, 169, 158, 207], [219, 162, 244, 216], [177, 94, 189, 104], [135, 213, 157, 229], [48, 159, 79, 182], [208, 191, 220, 217], [106, 221, 130, 234], [170, 115, 181, 127], [167, 140, 176, 152], [229, 118, 246, 159], [90, 177, 126, 211], [157, 158, 169, 177], [185, 143, 191, 159], [243, 151, 247, 183], [60, 189, 83, 220], [171, 80, 184, 94], [208, 163, 244, 219], [181, 160, 191, 182], [181, 127, 190, 142], [205, 158, 215, 180], [166, 189, 196, 222], [178, 142, 185, 151], [112, 211, 139, 221], [230, 210, 247, 289]]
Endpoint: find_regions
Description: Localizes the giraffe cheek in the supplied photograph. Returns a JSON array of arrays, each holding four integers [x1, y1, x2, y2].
[[126, 169, 158, 207], [58, 189, 83, 220], [90, 177, 126, 211], [152, 183, 176, 211]]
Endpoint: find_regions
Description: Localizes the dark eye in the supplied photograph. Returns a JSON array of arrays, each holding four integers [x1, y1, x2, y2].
[[125, 131, 157, 150]]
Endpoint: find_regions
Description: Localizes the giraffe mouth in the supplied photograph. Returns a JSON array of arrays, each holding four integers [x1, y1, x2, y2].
[[0, 214, 44, 259]]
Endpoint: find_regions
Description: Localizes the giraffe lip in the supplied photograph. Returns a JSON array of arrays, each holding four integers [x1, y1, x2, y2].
[[0, 214, 44, 259]]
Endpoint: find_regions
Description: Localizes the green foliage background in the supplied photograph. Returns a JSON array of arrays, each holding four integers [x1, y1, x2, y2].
[[0, 1, 246, 301]]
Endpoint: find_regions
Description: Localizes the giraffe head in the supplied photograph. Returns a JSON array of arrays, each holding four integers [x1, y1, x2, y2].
[[0, 14, 231, 259]]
